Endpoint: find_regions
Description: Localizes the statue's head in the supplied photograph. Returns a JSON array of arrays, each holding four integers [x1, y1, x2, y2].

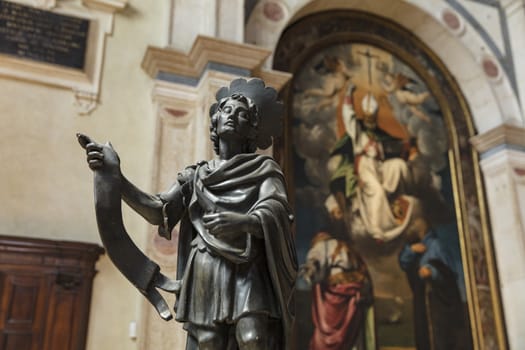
[[210, 93, 259, 154], [209, 78, 283, 155]]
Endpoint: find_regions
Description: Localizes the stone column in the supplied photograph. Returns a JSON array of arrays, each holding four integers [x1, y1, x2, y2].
[[471, 124, 525, 350]]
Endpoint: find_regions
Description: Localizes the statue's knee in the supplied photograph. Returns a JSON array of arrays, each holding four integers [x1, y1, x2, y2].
[[237, 329, 266, 350], [196, 329, 225, 350]]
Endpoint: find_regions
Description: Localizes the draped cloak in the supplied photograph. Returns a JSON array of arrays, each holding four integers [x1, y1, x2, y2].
[[161, 153, 297, 349], [310, 282, 365, 350], [399, 230, 472, 350], [306, 234, 372, 350]]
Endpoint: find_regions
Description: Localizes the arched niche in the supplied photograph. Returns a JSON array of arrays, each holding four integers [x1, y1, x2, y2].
[[272, 10, 506, 349]]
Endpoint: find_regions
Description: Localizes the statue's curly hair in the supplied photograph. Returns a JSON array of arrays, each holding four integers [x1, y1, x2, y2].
[[209, 78, 283, 154], [209, 93, 259, 154]]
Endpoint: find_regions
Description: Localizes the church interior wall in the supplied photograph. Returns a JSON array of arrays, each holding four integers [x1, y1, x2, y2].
[[0, 1, 170, 349], [0, 0, 524, 349]]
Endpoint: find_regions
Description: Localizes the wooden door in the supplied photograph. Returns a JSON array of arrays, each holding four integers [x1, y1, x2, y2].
[[0, 272, 53, 350], [0, 236, 103, 350]]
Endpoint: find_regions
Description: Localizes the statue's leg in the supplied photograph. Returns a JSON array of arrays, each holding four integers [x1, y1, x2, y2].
[[235, 313, 271, 350], [192, 324, 229, 350], [185, 333, 198, 350]]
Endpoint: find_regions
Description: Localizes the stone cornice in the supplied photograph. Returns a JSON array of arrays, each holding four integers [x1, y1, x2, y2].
[[141, 36, 291, 91], [470, 123, 525, 155], [82, 0, 127, 12]]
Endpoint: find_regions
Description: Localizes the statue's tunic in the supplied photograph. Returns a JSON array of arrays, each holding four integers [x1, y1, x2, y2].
[[160, 153, 297, 347]]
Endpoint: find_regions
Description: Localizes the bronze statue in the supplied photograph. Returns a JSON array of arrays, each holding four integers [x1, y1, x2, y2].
[[78, 78, 297, 350]]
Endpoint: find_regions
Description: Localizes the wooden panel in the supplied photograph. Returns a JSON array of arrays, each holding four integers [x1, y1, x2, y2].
[[1, 275, 43, 329], [0, 331, 33, 350], [0, 273, 5, 331], [0, 235, 103, 350], [44, 287, 77, 350], [0, 274, 51, 350], [5, 279, 39, 326]]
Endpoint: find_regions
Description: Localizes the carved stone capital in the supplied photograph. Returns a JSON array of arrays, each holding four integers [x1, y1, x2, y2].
[[141, 36, 291, 91], [470, 123, 525, 157]]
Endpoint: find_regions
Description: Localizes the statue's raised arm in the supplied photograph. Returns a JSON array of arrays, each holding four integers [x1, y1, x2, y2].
[[77, 133, 180, 320], [78, 78, 297, 350]]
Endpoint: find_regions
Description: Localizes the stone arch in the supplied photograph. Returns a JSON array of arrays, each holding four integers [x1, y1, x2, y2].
[[266, 7, 508, 349], [245, 0, 523, 134]]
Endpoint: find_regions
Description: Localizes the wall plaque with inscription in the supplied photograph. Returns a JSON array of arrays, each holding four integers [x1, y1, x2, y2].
[[0, 0, 89, 70]]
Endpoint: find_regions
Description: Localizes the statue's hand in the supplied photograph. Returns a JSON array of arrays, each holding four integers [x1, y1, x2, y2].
[[203, 211, 261, 238], [77, 133, 120, 173]]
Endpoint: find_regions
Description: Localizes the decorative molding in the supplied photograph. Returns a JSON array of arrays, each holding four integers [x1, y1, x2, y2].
[[150, 79, 199, 129], [479, 147, 525, 176], [82, 0, 126, 12], [445, 0, 518, 98], [470, 123, 525, 155], [274, 11, 511, 349], [142, 36, 269, 77], [481, 55, 503, 82], [441, 7, 466, 36], [0, 0, 128, 115], [142, 35, 292, 91], [73, 89, 98, 115], [514, 167, 525, 177], [31, 0, 56, 9]]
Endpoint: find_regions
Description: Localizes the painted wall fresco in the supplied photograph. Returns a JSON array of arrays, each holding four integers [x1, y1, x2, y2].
[[292, 43, 472, 350]]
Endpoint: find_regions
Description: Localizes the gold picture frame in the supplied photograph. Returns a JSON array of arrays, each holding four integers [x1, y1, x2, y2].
[[273, 10, 506, 350]]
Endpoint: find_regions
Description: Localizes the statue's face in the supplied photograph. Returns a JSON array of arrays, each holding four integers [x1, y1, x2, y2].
[[216, 98, 251, 140]]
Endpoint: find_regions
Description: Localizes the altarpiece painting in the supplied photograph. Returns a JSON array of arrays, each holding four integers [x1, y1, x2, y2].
[[273, 11, 506, 350]]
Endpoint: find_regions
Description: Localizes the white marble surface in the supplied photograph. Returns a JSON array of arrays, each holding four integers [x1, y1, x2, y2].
[[480, 148, 525, 350]]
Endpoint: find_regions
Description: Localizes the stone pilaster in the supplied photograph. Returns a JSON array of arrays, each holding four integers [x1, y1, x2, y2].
[[471, 123, 525, 350]]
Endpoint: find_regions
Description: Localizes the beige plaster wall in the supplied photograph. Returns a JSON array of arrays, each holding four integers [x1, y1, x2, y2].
[[2, 0, 524, 349], [0, 1, 170, 349]]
